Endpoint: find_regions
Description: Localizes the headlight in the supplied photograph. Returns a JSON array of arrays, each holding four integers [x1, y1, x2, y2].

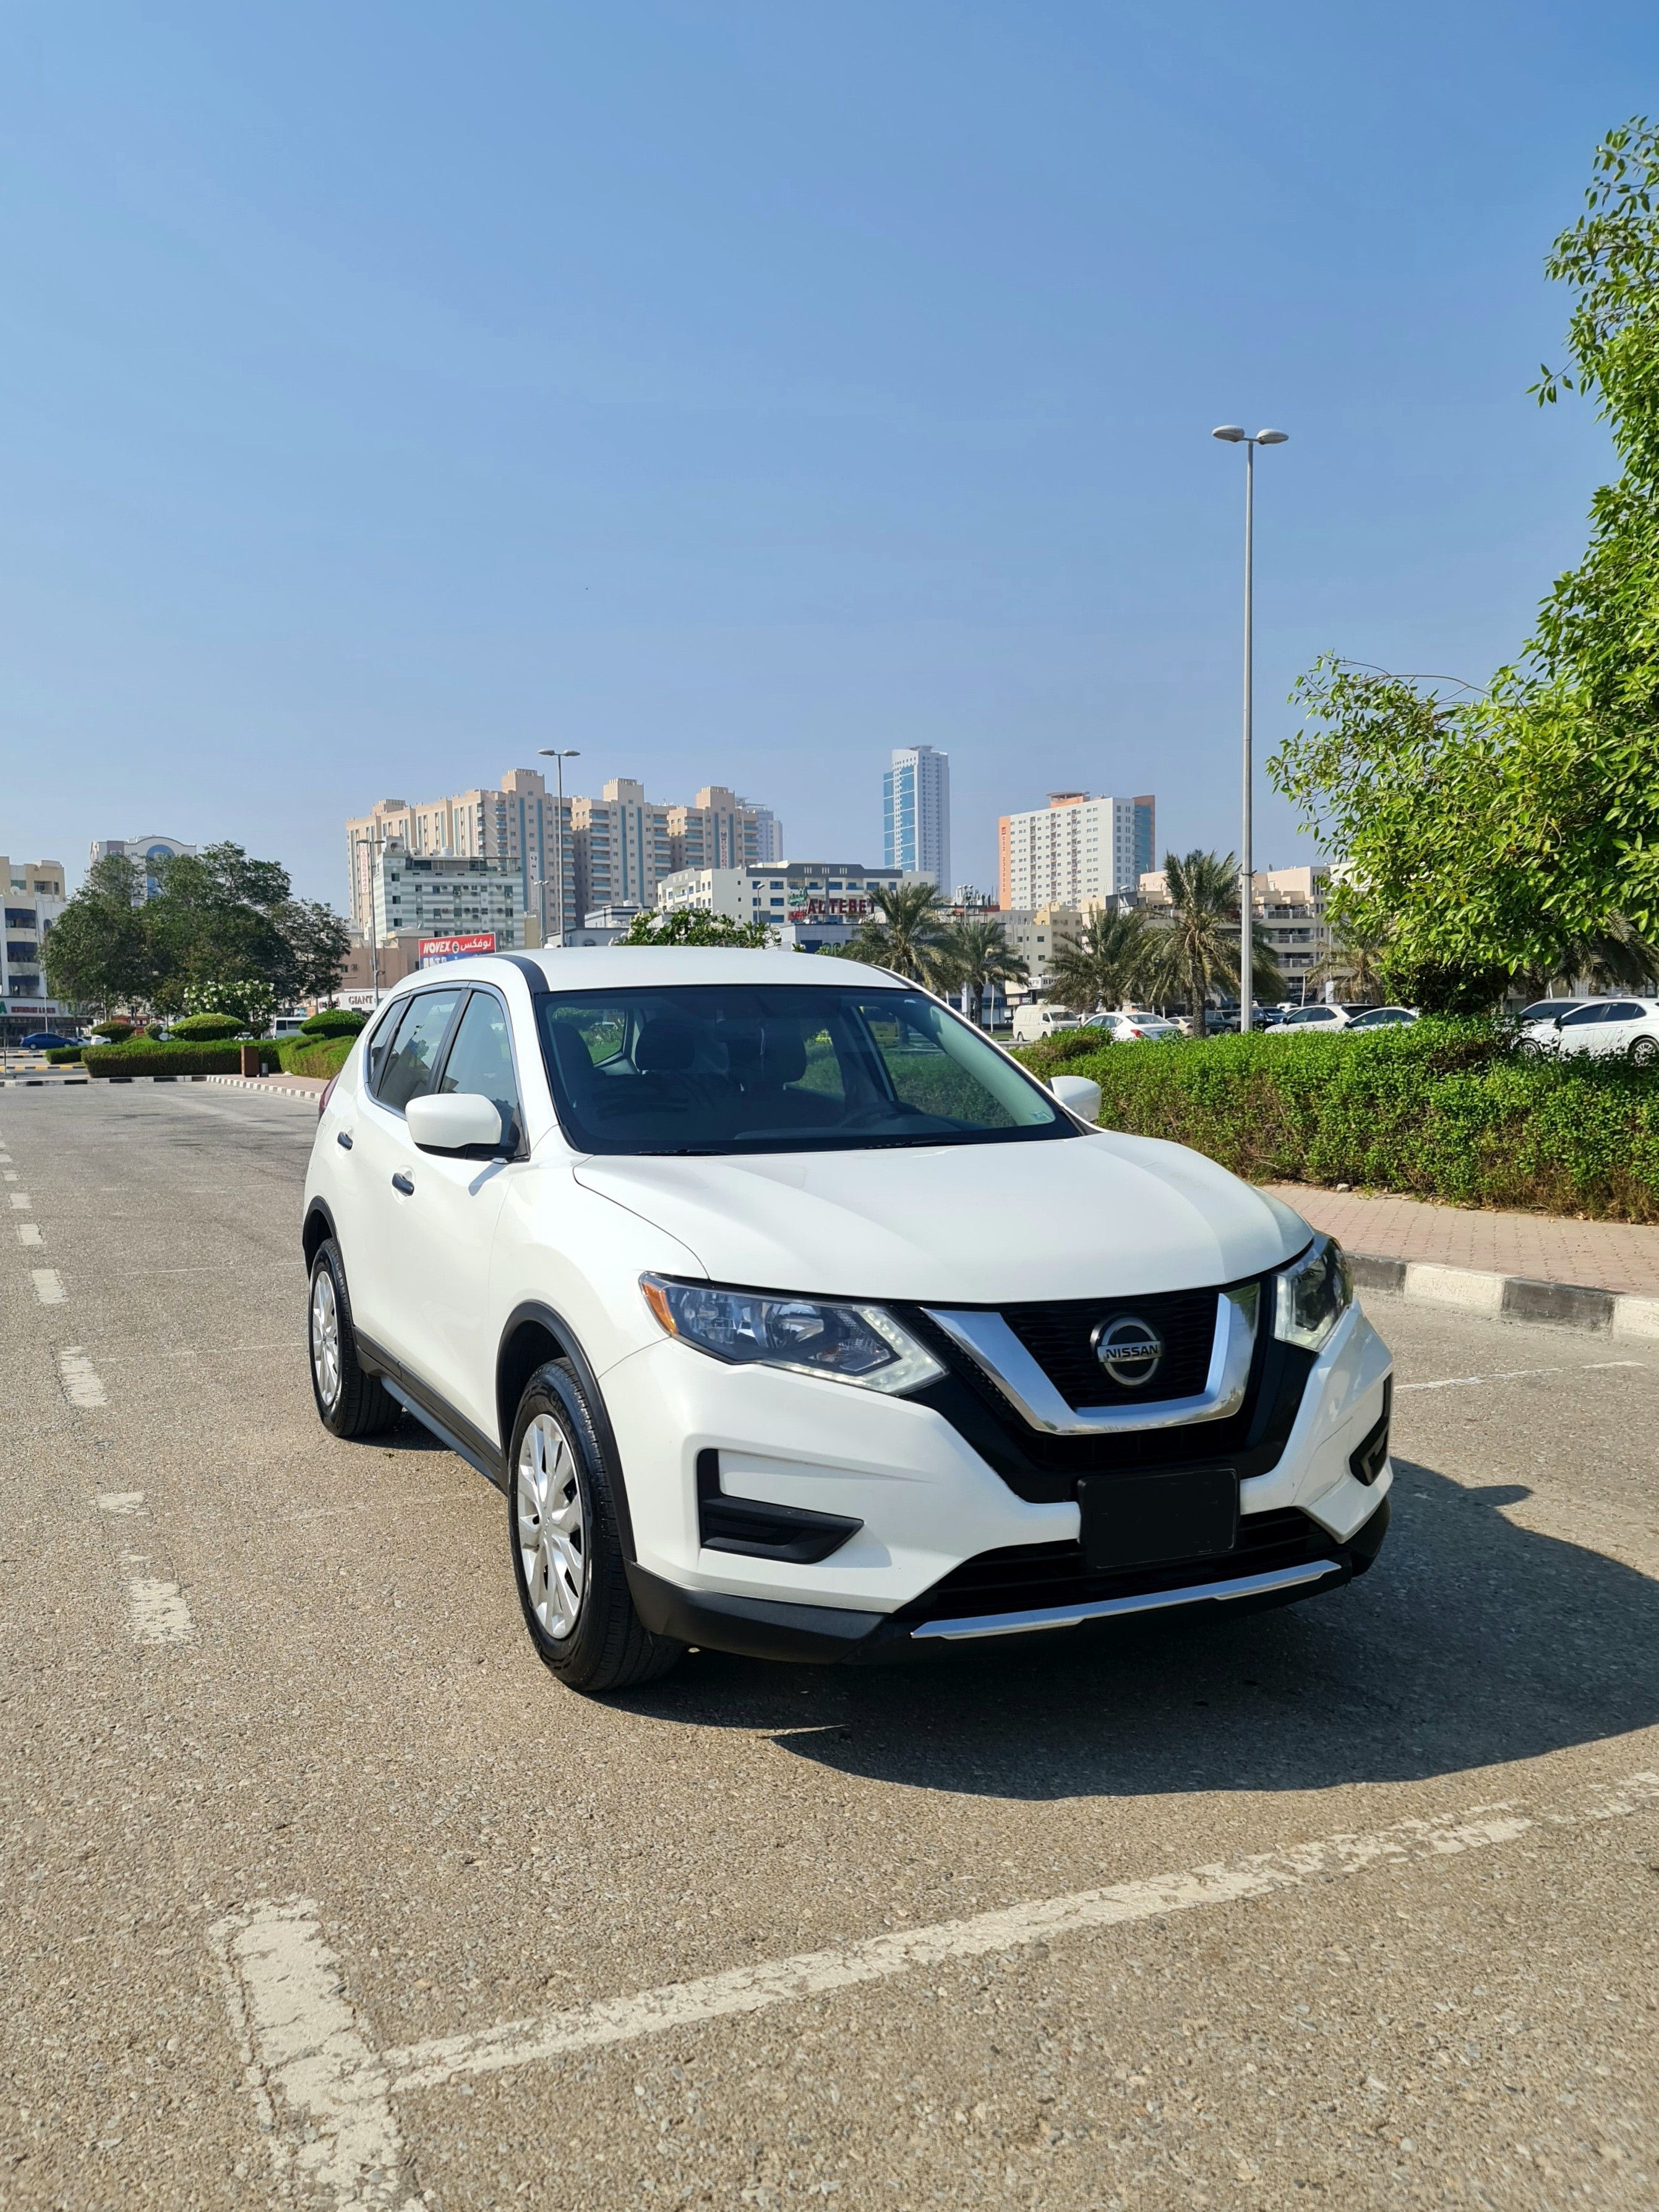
[[1272, 1234, 1353, 1352], [640, 1275, 945, 1395]]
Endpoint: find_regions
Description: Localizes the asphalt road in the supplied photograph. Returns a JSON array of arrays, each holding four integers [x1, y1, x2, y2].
[[2, 1082, 1657, 2211]]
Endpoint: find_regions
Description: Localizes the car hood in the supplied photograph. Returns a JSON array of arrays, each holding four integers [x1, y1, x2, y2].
[[573, 1133, 1310, 1304]]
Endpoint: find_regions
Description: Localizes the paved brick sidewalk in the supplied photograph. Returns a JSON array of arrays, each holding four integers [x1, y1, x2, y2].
[[1268, 1183, 1659, 1298]]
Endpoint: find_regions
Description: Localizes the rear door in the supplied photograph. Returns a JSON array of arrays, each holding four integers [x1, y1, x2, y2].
[[1555, 1002, 1616, 1057]]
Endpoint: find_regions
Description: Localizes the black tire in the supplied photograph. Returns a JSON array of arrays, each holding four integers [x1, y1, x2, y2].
[[308, 1238, 401, 1439], [1630, 1036, 1659, 1067], [1517, 1037, 1545, 1060], [508, 1359, 683, 1694]]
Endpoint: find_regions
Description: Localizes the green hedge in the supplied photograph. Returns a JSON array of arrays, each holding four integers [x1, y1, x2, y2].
[[83, 1040, 280, 1078], [274, 1034, 356, 1080], [45, 1045, 83, 1065], [1013, 1019, 1659, 1222]]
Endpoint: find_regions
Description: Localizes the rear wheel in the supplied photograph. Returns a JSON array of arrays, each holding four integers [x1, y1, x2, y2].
[[308, 1240, 400, 1439], [508, 1360, 683, 1693], [1630, 1035, 1659, 1067]]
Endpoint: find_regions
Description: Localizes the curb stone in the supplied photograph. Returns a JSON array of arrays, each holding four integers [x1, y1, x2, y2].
[[1351, 1251, 1659, 1340]]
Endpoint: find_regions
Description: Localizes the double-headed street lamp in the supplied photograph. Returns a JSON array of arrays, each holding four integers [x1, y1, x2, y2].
[[1212, 424, 1288, 1029], [538, 748, 581, 948]]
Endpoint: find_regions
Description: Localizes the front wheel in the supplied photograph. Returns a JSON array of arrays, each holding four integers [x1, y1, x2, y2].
[[508, 1361, 683, 1693]]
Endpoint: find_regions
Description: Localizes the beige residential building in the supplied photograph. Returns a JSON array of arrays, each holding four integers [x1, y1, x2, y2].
[[2, 857, 69, 1024], [347, 772, 781, 945], [1138, 864, 1333, 1002], [998, 792, 1155, 911]]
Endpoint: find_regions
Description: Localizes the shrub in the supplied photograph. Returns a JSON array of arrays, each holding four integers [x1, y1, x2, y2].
[[169, 1012, 246, 1041], [45, 1045, 83, 1064], [83, 1040, 280, 1078], [91, 1019, 135, 1041], [1011, 1018, 1659, 1221], [1019, 1026, 1113, 1077], [300, 1008, 368, 1038], [275, 1033, 357, 1079]]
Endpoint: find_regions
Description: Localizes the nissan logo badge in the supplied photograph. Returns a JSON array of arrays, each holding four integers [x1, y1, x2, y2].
[[1092, 1314, 1164, 1388]]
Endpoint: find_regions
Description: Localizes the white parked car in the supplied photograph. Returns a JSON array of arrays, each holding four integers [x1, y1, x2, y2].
[[1010, 1005, 1082, 1044], [1081, 1012, 1183, 1044], [1519, 996, 1659, 1065], [302, 951, 1394, 1692], [1264, 1004, 1356, 1035]]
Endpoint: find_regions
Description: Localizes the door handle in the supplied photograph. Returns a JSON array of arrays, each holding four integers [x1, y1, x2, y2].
[[391, 1172, 414, 1196], [337, 1131, 353, 1150]]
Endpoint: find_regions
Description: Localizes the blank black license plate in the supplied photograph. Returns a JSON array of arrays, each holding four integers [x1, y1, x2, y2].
[[1076, 1468, 1239, 1572]]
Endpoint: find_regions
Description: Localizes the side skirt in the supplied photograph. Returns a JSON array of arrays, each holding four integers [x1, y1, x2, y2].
[[356, 1329, 506, 1491]]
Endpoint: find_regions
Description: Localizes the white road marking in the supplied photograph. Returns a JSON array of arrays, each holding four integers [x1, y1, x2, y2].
[[97, 1491, 147, 1515], [9, 1192, 32, 1210], [31, 1268, 66, 1305], [2, 1169, 16, 1181], [373, 1770, 1656, 2091], [56, 1346, 106, 1408], [16, 1222, 42, 1246], [210, 1900, 411, 2210], [1397, 1360, 1647, 1394], [125, 1572, 194, 1645]]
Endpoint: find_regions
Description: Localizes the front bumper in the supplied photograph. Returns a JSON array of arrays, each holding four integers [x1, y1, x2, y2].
[[600, 1298, 1394, 1660]]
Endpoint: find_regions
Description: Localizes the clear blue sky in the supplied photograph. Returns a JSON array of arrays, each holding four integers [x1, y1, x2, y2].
[[4, 1, 1653, 904]]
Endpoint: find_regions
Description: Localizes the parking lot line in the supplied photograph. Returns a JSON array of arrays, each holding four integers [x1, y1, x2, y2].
[[125, 1572, 194, 1645], [210, 1765, 1659, 2212], [15, 1223, 43, 1246], [30, 1268, 66, 1305], [56, 1345, 107, 1408]]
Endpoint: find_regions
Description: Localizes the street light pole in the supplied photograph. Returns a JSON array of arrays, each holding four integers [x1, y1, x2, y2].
[[1212, 425, 1287, 1031], [538, 748, 581, 949]]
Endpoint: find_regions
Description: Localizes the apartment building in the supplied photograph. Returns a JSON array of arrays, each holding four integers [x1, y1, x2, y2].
[[1138, 863, 1332, 1001], [658, 861, 912, 929], [883, 747, 951, 889], [997, 792, 1155, 911], [347, 773, 781, 946], [90, 834, 197, 902], [365, 842, 526, 951], [1, 857, 69, 1031]]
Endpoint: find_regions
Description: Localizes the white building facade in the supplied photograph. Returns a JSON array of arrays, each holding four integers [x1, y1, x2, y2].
[[658, 862, 915, 929], [366, 842, 526, 950], [2, 858, 69, 1032], [90, 835, 198, 902], [998, 793, 1154, 911]]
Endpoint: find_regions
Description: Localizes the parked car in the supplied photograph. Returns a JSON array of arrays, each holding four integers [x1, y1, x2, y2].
[[1518, 997, 1659, 1064], [1010, 1005, 1083, 1045], [18, 1031, 79, 1051], [301, 950, 1393, 1692], [1081, 1012, 1183, 1044], [1514, 998, 1585, 1028], [1264, 1004, 1357, 1035], [1343, 1006, 1418, 1031]]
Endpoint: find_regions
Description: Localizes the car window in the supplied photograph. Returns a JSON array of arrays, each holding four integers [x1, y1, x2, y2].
[[1521, 1002, 1577, 1023], [374, 989, 465, 1112], [1608, 1001, 1646, 1021], [536, 984, 1071, 1155], [1558, 1004, 1606, 1029], [437, 990, 521, 1136]]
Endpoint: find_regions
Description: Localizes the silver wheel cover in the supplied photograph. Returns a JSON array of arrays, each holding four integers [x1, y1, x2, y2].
[[311, 1266, 343, 1411], [517, 1413, 588, 1640]]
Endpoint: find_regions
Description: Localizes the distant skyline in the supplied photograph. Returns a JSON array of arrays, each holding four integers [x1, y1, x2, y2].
[[4, 2, 1653, 905]]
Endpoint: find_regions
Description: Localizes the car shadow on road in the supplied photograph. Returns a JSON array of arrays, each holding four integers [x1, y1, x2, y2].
[[620, 1462, 1659, 1800]]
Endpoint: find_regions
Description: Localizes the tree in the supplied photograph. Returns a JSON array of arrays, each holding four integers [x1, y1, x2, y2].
[[848, 882, 951, 987], [1044, 909, 1155, 1015], [935, 917, 1027, 1026], [1145, 851, 1284, 1037], [1272, 121, 1659, 992], [619, 908, 776, 947], [280, 900, 353, 1003], [1307, 915, 1393, 1003], [147, 843, 299, 1014], [40, 854, 157, 1016]]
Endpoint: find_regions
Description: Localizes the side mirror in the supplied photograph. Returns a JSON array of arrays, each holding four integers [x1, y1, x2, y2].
[[405, 1091, 509, 1156], [1050, 1073, 1102, 1123]]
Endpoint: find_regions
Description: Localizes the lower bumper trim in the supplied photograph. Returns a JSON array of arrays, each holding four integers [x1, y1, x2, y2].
[[910, 1558, 1343, 1642]]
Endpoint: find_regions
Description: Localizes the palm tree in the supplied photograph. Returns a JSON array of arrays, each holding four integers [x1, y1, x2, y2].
[[1517, 915, 1659, 998], [1045, 909, 1156, 1016], [936, 917, 1027, 1026], [1146, 850, 1284, 1037], [850, 881, 951, 988], [1308, 917, 1391, 1003]]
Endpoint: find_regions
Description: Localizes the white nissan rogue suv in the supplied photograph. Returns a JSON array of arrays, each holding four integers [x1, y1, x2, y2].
[[302, 949, 1392, 1692]]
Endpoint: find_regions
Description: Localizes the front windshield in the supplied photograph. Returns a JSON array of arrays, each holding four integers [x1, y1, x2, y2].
[[534, 984, 1074, 1155]]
